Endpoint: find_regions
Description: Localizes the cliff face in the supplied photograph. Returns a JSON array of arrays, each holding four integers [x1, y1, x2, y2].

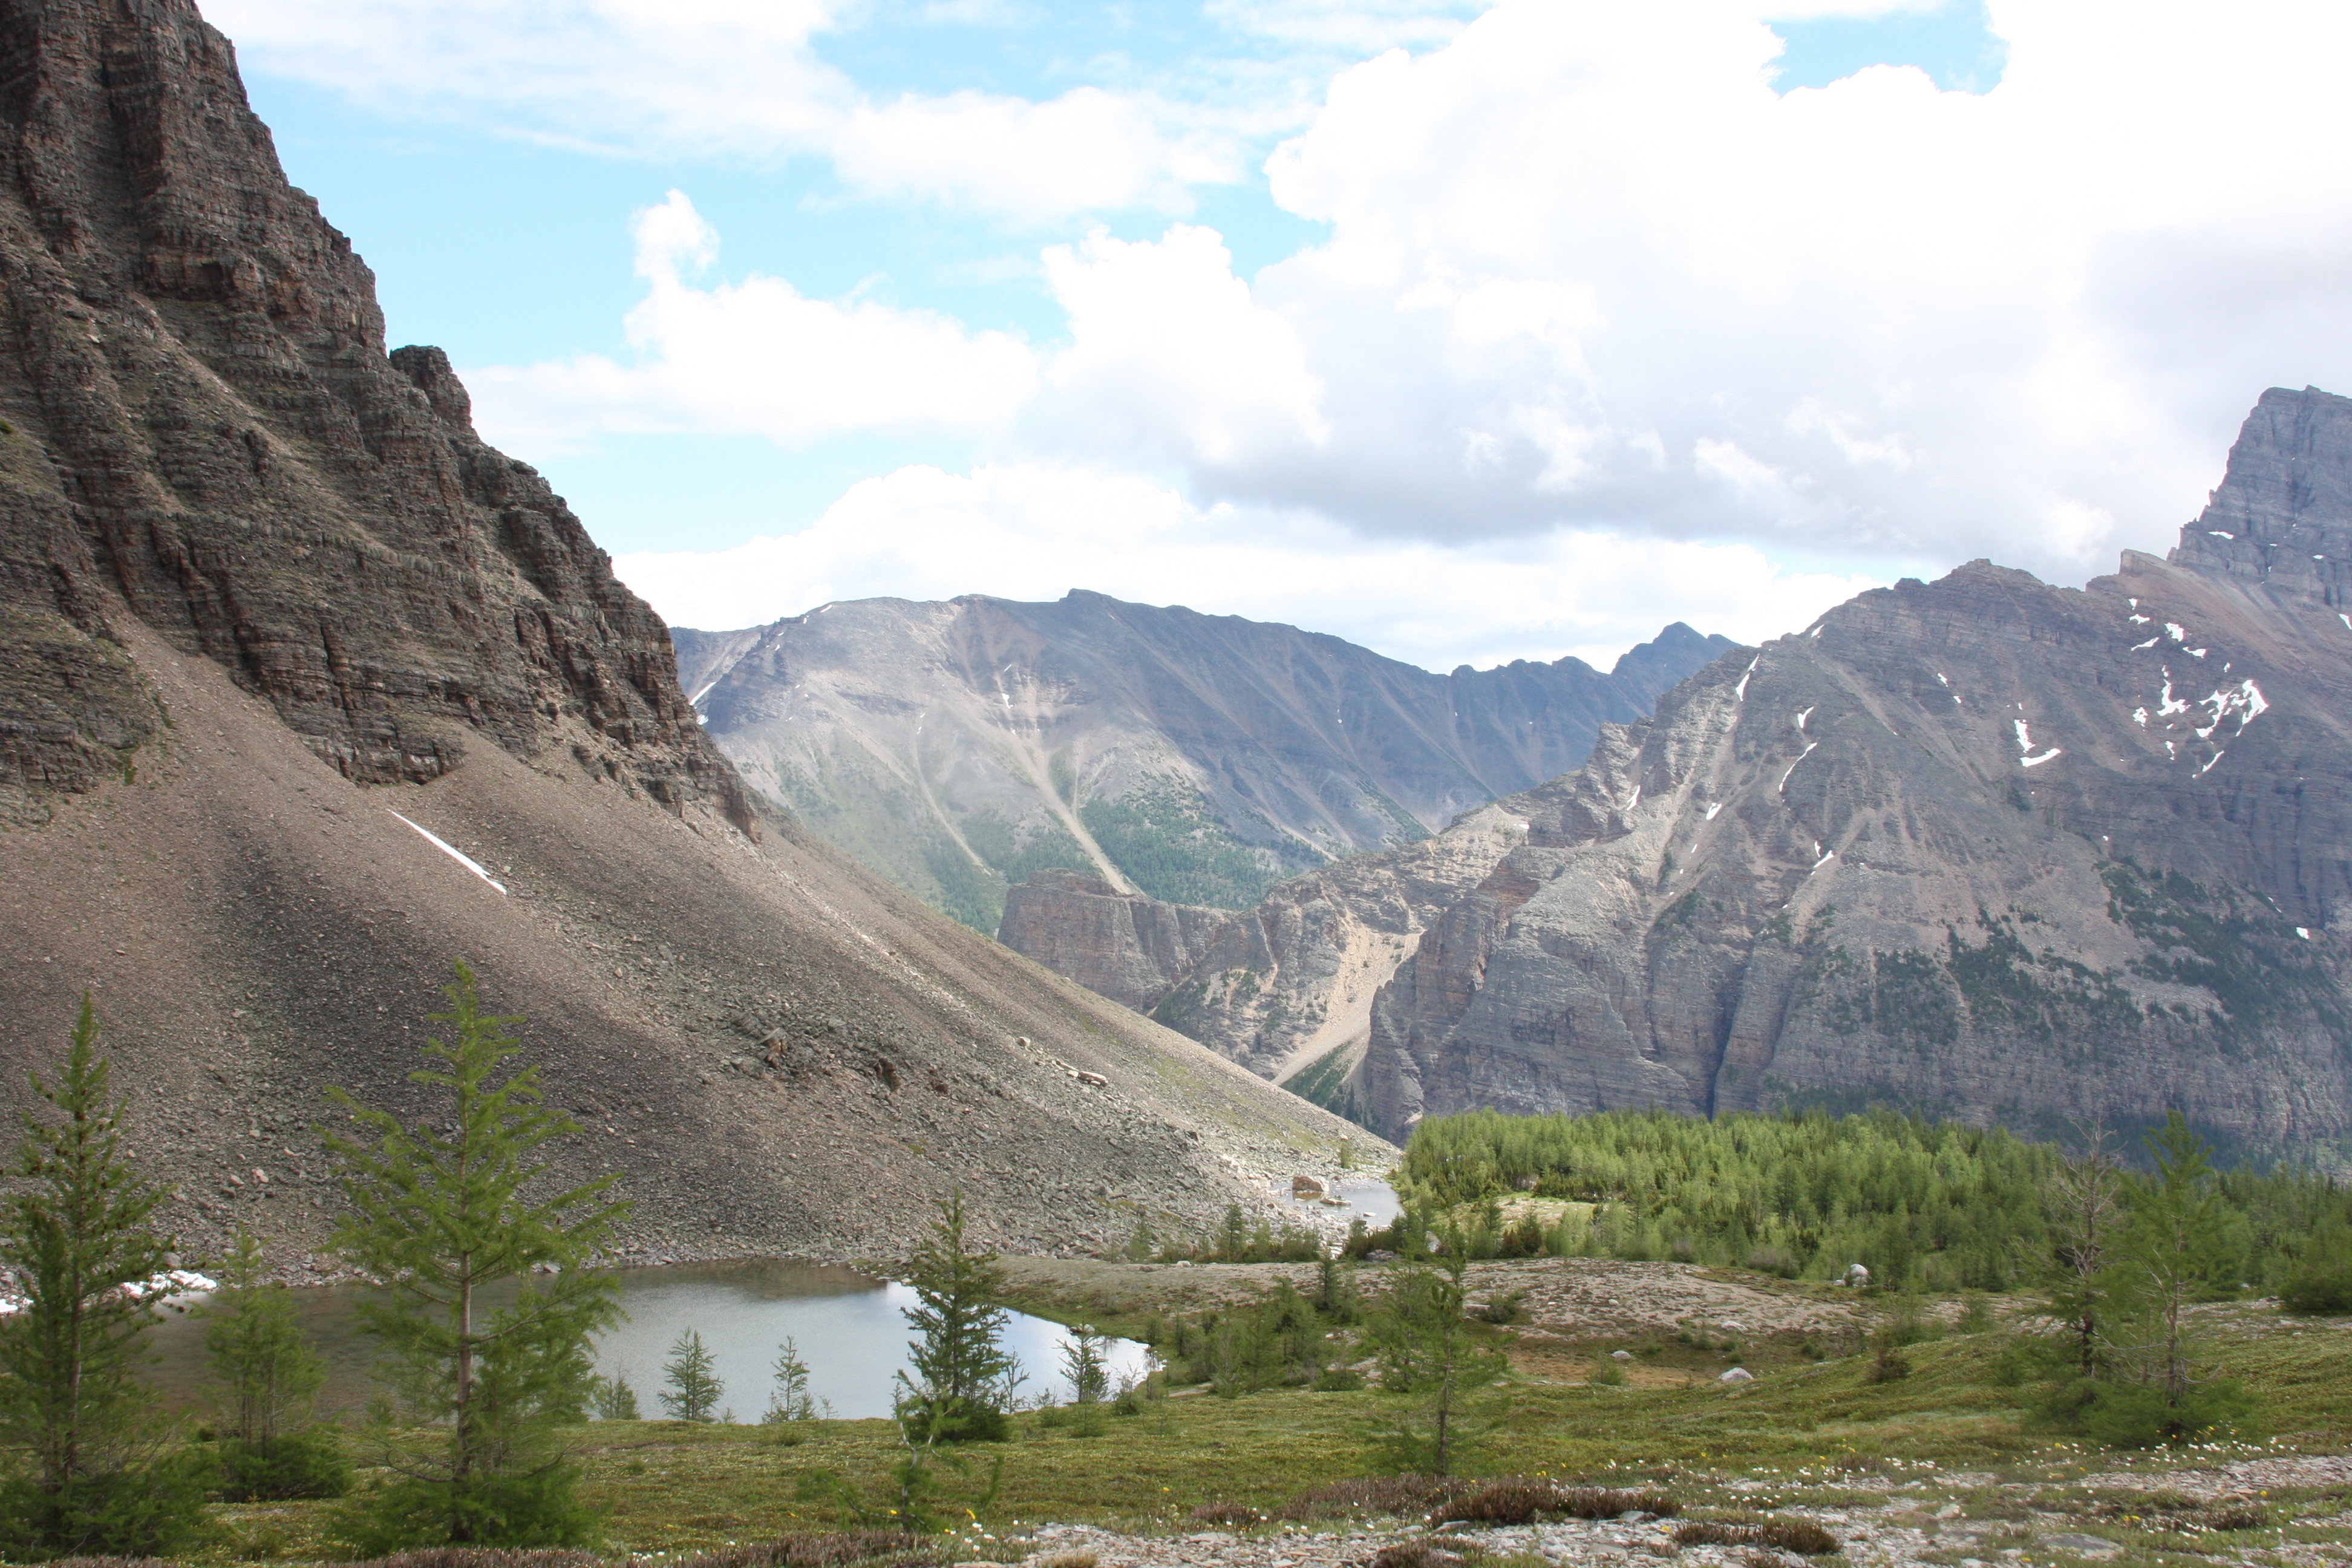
[[0, 0, 1376, 1269], [995, 869, 1237, 1014], [681, 593, 1733, 932], [0, 0, 748, 829], [1357, 388, 2352, 1160]]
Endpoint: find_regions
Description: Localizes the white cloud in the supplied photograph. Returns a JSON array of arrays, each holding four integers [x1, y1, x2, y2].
[[204, 0, 1250, 221], [466, 192, 1039, 452], [612, 462, 1883, 671]]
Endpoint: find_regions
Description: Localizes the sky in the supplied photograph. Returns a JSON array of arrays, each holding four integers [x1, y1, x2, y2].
[[204, 0, 2352, 673]]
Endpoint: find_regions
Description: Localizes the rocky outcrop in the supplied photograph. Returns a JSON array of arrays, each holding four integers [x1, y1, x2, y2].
[[0, 3, 750, 831], [1355, 388, 2352, 1163], [0, 0, 1379, 1267], [679, 594, 1733, 932], [995, 869, 1236, 1013]]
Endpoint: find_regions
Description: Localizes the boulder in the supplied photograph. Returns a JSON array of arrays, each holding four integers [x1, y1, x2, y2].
[[1293, 1174, 1328, 1198], [1719, 1367, 1754, 1383]]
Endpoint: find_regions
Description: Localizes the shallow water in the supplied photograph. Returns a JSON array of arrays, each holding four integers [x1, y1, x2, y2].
[[140, 1257, 1149, 1422]]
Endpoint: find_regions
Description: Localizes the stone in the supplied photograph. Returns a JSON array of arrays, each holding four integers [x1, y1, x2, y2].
[[1293, 1174, 1328, 1198], [1612, 1349, 1634, 1361], [1719, 1367, 1754, 1383]]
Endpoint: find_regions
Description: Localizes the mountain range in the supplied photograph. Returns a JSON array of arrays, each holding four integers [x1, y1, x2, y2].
[[996, 390, 2352, 1168], [0, 0, 1364, 1272], [675, 595, 1731, 932]]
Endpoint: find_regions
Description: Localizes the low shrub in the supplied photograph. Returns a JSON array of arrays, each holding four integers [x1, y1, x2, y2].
[[1316, 1367, 1367, 1391], [1033, 1552, 1098, 1568], [216, 1431, 354, 1501], [1278, 1475, 1476, 1521], [1475, 1292, 1528, 1325], [1368, 1540, 1474, 1568], [1674, 1517, 1840, 1555], [1190, 1502, 1269, 1528], [664, 1535, 940, 1568], [2280, 1262, 2352, 1315]]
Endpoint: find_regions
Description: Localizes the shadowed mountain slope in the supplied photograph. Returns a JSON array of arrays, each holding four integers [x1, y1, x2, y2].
[[0, 0, 1370, 1272], [676, 595, 1731, 932]]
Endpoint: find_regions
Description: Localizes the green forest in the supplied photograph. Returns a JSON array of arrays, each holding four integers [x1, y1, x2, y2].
[[1393, 1105, 2352, 1293]]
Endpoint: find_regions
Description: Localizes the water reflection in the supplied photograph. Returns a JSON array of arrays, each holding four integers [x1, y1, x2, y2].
[[140, 1258, 1149, 1422]]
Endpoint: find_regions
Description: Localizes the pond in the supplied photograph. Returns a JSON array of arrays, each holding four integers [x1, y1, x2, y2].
[[140, 1258, 1151, 1423]]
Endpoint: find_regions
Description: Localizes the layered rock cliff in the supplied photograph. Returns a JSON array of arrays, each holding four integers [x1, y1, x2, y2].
[[1355, 387, 2352, 1162], [0, 0, 1375, 1268], [678, 595, 1733, 932]]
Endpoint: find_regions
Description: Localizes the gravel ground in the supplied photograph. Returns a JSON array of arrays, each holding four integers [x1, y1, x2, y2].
[[948, 1453, 2352, 1568]]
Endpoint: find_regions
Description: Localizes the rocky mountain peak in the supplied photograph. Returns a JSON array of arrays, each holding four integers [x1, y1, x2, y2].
[[2168, 385, 2352, 604]]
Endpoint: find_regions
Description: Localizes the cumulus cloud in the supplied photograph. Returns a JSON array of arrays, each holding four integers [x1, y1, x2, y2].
[[466, 192, 1039, 451], [611, 462, 1883, 671], [1206, 0, 2352, 573]]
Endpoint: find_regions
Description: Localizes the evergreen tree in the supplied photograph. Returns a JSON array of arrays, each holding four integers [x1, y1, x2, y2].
[[204, 1229, 350, 1500], [763, 1338, 818, 1423], [0, 996, 207, 1558], [660, 1330, 723, 1422], [322, 961, 629, 1550], [589, 1373, 641, 1422], [2043, 1125, 2126, 1376], [1364, 1229, 1506, 1475], [897, 1192, 1021, 1442], [1060, 1325, 1109, 1406]]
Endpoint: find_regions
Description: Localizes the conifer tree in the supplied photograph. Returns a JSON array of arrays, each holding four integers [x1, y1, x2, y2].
[[204, 1228, 350, 1500], [1364, 1227, 1506, 1475], [897, 1192, 1020, 1442], [0, 995, 207, 1558], [322, 961, 629, 1549], [660, 1330, 723, 1422], [763, 1338, 817, 1424]]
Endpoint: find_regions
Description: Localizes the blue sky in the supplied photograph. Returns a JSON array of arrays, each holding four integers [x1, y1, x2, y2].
[[209, 0, 2350, 666]]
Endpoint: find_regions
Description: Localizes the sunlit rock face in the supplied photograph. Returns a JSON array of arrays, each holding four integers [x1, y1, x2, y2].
[[1361, 389, 2352, 1165]]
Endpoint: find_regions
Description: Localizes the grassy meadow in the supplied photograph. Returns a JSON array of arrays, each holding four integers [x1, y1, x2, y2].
[[192, 1266, 2352, 1565]]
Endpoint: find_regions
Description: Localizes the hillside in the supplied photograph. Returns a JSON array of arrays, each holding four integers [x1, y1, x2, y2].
[[675, 595, 1731, 932], [0, 0, 1374, 1272], [1353, 387, 2352, 1161]]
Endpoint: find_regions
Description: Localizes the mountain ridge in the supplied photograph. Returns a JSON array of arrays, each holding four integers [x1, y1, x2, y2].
[[676, 590, 1733, 932]]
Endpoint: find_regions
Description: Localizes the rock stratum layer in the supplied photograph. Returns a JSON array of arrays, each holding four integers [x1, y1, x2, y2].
[[1357, 387, 2352, 1161], [676, 595, 1730, 932], [0, 0, 1372, 1270]]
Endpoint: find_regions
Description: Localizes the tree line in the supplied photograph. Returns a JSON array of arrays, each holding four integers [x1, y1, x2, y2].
[[1393, 1105, 2352, 1293]]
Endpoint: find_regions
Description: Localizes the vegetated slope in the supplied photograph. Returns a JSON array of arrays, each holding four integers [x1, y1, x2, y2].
[[1354, 387, 2352, 1164], [676, 594, 1732, 932], [0, 0, 1373, 1273]]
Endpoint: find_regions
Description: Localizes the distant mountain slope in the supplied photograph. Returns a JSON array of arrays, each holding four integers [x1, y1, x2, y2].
[[1353, 388, 2352, 1165], [0, 0, 1371, 1270], [676, 594, 1733, 932]]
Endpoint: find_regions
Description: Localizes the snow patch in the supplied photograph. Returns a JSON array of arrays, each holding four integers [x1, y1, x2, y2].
[[1704, 802, 1723, 821], [2157, 678, 2189, 716], [2209, 530, 2236, 539], [1622, 786, 1641, 812], [1935, 671, 1949, 686], [1778, 742, 1818, 792], [2199, 751, 2226, 776], [1734, 655, 1760, 702], [2298, 927, 2312, 940], [2166, 622, 2187, 641], [389, 811, 508, 895], [2193, 680, 2267, 740], [2189, 648, 2207, 659], [1795, 706, 1814, 731], [2131, 707, 2148, 727], [2131, 637, 2160, 650], [2013, 718, 2062, 768], [2128, 614, 2151, 625]]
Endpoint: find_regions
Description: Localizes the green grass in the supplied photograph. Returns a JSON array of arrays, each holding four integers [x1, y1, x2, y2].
[[163, 1304, 2352, 1562]]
